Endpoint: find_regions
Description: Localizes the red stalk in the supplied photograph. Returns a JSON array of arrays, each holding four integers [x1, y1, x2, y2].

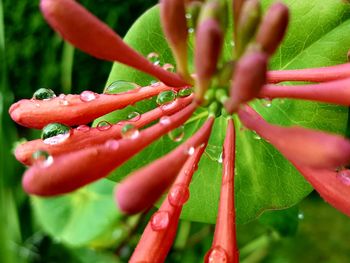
[[238, 106, 350, 170], [116, 117, 214, 214], [9, 83, 175, 129], [259, 78, 350, 106], [40, 0, 187, 87], [15, 96, 193, 165], [205, 119, 239, 263], [267, 63, 350, 83], [22, 103, 197, 196], [130, 146, 207, 262]]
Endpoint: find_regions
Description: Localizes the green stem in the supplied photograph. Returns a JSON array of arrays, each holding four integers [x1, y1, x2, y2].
[[61, 41, 75, 94]]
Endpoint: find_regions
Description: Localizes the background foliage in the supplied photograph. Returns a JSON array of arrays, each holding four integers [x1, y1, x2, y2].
[[1, 0, 350, 262]]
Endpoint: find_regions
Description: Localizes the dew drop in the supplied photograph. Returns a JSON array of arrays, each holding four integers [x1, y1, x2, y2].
[[32, 150, 54, 167], [298, 211, 304, 220], [188, 28, 194, 34], [336, 170, 350, 186], [42, 123, 71, 145], [80, 90, 98, 102], [185, 13, 192, 19], [104, 139, 120, 150], [160, 101, 178, 112], [218, 152, 223, 164], [168, 184, 190, 207], [97, 121, 112, 131], [168, 126, 185, 142], [262, 98, 272, 107], [230, 41, 235, 47], [150, 80, 160, 87], [127, 111, 141, 121], [156, 90, 177, 105], [147, 52, 160, 65], [76, 125, 90, 132], [253, 132, 261, 140], [159, 116, 171, 126], [121, 124, 140, 139], [162, 63, 175, 72], [58, 94, 69, 106], [105, 80, 140, 94], [206, 246, 228, 263], [185, 146, 195, 156], [32, 88, 56, 100], [178, 87, 193, 98], [150, 211, 170, 231]]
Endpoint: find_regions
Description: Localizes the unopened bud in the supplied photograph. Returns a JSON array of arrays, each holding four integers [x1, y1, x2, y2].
[[160, 0, 191, 81], [256, 2, 289, 56], [225, 51, 267, 113], [194, 18, 224, 102], [236, 0, 261, 57]]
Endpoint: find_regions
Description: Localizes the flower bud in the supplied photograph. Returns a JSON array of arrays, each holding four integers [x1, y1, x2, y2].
[[236, 0, 261, 57], [225, 51, 267, 113], [256, 2, 289, 56]]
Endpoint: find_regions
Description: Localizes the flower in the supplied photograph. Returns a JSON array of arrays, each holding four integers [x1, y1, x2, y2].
[[9, 0, 350, 261]]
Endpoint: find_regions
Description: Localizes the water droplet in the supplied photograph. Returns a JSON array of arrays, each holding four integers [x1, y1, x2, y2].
[[159, 116, 171, 126], [185, 146, 195, 156], [298, 212, 304, 220], [168, 126, 185, 142], [80, 90, 98, 102], [218, 152, 223, 163], [178, 87, 193, 97], [150, 80, 160, 87], [253, 132, 261, 140], [156, 90, 177, 105], [168, 184, 190, 206], [104, 139, 120, 150], [262, 98, 272, 107], [58, 94, 69, 106], [230, 41, 235, 47], [150, 211, 170, 231], [185, 13, 192, 19], [127, 111, 141, 121], [160, 101, 178, 112], [336, 170, 350, 186], [32, 150, 50, 162], [105, 80, 140, 94], [147, 52, 160, 65], [42, 123, 71, 145], [188, 28, 194, 34], [121, 124, 140, 139], [206, 246, 228, 263], [76, 125, 90, 132], [162, 63, 175, 72], [32, 88, 56, 100], [97, 121, 112, 131]]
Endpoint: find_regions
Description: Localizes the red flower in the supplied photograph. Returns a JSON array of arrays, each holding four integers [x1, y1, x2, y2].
[[9, 0, 350, 261]]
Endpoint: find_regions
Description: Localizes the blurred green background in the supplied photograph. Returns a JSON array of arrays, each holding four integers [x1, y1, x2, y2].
[[1, 1, 350, 262]]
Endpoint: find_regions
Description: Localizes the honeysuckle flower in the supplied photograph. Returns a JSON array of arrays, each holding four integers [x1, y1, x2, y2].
[[9, 0, 350, 261]]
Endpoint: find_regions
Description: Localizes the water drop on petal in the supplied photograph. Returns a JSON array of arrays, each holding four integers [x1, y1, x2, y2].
[[32, 150, 53, 167], [97, 121, 112, 131], [121, 124, 140, 139], [80, 90, 98, 102], [150, 211, 170, 231], [159, 116, 171, 126], [188, 28, 194, 34], [185, 13, 192, 19], [147, 52, 160, 65], [168, 126, 185, 142], [76, 125, 90, 132], [127, 111, 141, 121], [104, 139, 120, 150], [156, 90, 177, 105], [206, 246, 228, 263], [178, 88, 193, 98], [185, 146, 195, 156], [32, 88, 56, 100], [42, 123, 71, 145], [105, 80, 140, 94], [43, 133, 71, 145], [162, 63, 175, 72], [168, 184, 190, 206], [336, 170, 350, 186]]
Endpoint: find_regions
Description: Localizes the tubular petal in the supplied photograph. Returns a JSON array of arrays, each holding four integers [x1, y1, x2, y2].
[[15, 96, 193, 165], [129, 147, 206, 262], [22, 103, 197, 196], [9, 83, 175, 129], [205, 119, 239, 263], [259, 78, 350, 106], [238, 106, 350, 170], [267, 63, 350, 83], [116, 117, 214, 214], [40, 0, 187, 87], [225, 51, 267, 113]]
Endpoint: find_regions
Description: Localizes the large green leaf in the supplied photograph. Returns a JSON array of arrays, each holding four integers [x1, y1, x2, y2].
[[32, 179, 122, 247], [99, 0, 350, 224]]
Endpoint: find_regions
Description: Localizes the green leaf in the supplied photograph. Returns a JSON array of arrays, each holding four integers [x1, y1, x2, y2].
[[101, 0, 350, 224], [32, 179, 122, 247]]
